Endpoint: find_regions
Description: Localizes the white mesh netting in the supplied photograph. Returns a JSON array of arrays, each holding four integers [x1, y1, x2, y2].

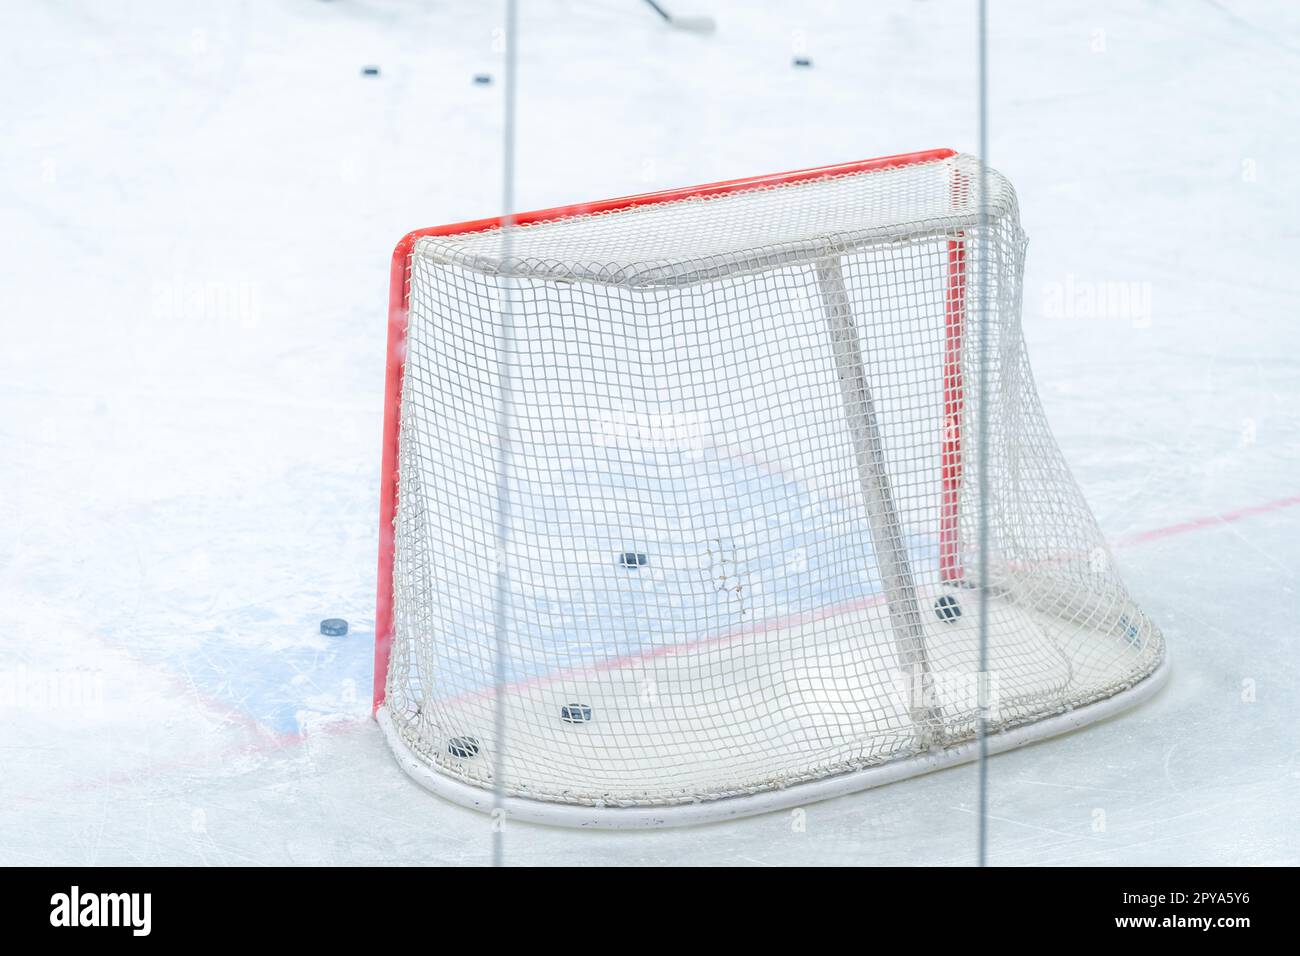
[[379, 152, 1165, 823]]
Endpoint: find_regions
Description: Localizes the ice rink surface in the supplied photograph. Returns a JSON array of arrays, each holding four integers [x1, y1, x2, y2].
[[1, 0, 1297, 864]]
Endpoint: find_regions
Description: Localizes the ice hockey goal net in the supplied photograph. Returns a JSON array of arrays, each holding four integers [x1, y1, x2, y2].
[[373, 148, 1167, 827]]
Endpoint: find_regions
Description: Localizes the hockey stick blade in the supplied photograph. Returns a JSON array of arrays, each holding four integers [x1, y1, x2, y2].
[[642, 0, 716, 33]]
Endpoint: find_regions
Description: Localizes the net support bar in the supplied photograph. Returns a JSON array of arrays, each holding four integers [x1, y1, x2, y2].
[[815, 256, 941, 747]]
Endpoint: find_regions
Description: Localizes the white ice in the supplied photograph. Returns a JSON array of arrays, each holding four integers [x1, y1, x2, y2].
[[1, 0, 1297, 865]]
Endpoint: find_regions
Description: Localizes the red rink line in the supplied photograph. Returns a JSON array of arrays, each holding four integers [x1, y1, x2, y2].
[[393, 491, 1300, 712], [1114, 493, 1300, 547], [61, 490, 1300, 796]]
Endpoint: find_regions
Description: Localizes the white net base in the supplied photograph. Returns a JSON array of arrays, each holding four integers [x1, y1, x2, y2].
[[381, 589, 1166, 825], [376, 151, 1167, 826]]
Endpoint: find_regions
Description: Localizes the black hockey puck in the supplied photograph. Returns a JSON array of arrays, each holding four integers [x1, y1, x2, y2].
[[561, 703, 593, 724], [619, 552, 648, 569], [320, 618, 349, 637], [473, 74, 492, 85], [448, 736, 481, 758], [793, 57, 813, 68], [933, 594, 961, 623], [361, 65, 380, 76]]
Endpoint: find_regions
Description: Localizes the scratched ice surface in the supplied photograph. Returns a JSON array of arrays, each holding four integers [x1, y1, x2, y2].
[[1, 0, 1296, 864]]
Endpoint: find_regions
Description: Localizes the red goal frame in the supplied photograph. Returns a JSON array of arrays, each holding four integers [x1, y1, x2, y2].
[[373, 147, 965, 713]]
